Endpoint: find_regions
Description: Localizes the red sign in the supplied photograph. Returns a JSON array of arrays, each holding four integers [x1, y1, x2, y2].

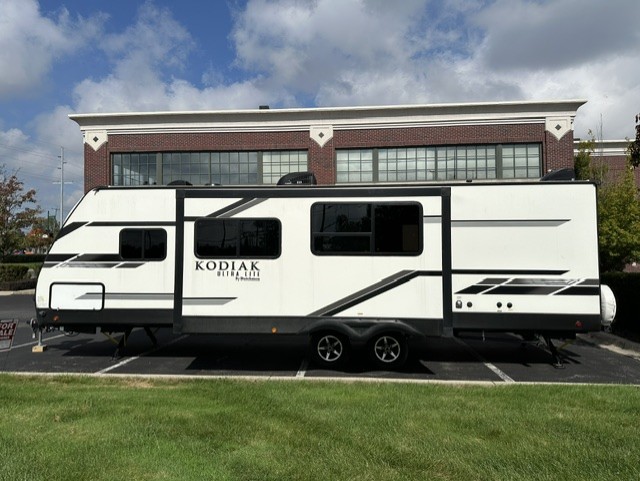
[[0, 320, 18, 352]]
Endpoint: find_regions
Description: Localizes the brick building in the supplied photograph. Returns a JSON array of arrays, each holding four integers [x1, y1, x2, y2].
[[574, 139, 636, 184], [70, 99, 586, 192]]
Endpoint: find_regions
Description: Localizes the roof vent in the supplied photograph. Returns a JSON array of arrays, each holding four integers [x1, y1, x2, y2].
[[259, 105, 270, 110]]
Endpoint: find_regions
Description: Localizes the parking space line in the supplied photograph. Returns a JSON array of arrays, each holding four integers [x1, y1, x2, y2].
[[11, 334, 67, 350], [96, 334, 189, 375], [296, 358, 308, 378], [453, 337, 515, 383]]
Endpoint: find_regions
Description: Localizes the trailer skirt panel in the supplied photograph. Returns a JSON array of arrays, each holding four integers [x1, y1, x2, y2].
[[36, 308, 173, 331], [452, 312, 602, 332], [179, 316, 443, 337]]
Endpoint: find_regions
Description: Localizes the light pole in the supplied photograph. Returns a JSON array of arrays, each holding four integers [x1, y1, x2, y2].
[[58, 147, 65, 227]]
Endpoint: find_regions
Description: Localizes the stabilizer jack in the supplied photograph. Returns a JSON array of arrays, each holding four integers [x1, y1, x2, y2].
[[543, 335, 565, 369]]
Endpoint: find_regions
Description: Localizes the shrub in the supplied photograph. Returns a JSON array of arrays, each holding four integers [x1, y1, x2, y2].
[[2, 254, 46, 264], [0, 278, 36, 291], [0, 264, 29, 282]]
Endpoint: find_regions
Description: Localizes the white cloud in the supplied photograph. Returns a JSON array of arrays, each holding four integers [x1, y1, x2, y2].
[[0, 124, 82, 219], [231, 0, 435, 102], [473, 0, 640, 72], [100, 2, 194, 73], [32, 106, 85, 211], [229, 0, 640, 138], [468, 0, 640, 138], [229, 0, 527, 107], [0, 0, 105, 98], [71, 2, 280, 112]]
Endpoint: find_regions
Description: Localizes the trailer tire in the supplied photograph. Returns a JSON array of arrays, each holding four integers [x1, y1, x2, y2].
[[368, 332, 408, 369], [310, 332, 349, 368]]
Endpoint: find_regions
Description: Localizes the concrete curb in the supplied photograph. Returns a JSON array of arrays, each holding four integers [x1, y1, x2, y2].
[[0, 289, 35, 297], [578, 331, 640, 360]]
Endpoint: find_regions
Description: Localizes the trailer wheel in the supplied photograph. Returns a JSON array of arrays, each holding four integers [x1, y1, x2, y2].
[[369, 333, 408, 369], [310, 332, 349, 367]]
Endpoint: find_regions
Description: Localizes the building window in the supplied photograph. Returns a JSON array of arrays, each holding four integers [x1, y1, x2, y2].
[[263, 151, 308, 184], [211, 152, 259, 185], [379, 148, 433, 182], [311, 203, 422, 256], [113, 153, 159, 186], [195, 219, 281, 258], [336, 149, 374, 183], [430, 146, 498, 181], [461, 145, 497, 180], [112, 151, 307, 186], [337, 143, 539, 183], [120, 229, 167, 260], [161, 152, 211, 186], [501, 144, 541, 179]]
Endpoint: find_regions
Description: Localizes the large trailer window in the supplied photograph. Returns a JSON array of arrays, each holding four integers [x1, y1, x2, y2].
[[311, 203, 421, 256], [120, 229, 167, 260], [195, 219, 281, 258]]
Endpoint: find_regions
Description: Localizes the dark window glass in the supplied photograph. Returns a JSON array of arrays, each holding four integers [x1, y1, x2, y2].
[[120, 230, 143, 259], [311, 203, 421, 256], [313, 235, 371, 253], [374, 204, 421, 254], [239, 220, 281, 257], [311, 204, 371, 233], [196, 220, 238, 257], [145, 230, 167, 259], [120, 229, 166, 260], [196, 219, 280, 258]]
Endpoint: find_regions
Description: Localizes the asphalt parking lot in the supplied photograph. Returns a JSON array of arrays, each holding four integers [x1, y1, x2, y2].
[[2, 292, 640, 384]]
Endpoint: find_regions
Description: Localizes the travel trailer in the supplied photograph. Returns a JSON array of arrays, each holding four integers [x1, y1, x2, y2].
[[34, 178, 609, 367]]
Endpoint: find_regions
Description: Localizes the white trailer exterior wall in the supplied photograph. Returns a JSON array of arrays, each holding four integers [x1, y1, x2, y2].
[[34, 181, 602, 349]]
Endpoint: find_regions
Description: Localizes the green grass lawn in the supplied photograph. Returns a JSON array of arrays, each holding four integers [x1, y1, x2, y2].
[[0, 374, 638, 481]]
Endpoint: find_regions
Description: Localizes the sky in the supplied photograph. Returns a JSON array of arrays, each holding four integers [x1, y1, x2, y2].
[[1, 0, 639, 221]]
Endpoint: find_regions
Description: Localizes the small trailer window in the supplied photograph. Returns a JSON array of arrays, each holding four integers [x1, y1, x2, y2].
[[195, 219, 281, 258], [311, 203, 422, 255], [120, 229, 167, 261]]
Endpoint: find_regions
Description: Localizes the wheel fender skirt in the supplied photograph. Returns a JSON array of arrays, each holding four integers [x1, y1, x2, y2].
[[302, 319, 422, 341], [360, 321, 423, 339], [304, 320, 361, 340]]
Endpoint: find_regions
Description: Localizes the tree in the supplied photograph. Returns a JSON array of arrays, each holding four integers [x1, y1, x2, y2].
[[574, 135, 640, 272], [24, 215, 59, 253], [574, 131, 608, 183], [629, 113, 640, 168], [0, 167, 42, 260], [574, 137, 595, 180], [597, 162, 640, 271]]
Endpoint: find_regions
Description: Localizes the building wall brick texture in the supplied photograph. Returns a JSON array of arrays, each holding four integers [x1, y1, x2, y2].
[[83, 123, 575, 192], [84, 143, 109, 191], [593, 155, 640, 184]]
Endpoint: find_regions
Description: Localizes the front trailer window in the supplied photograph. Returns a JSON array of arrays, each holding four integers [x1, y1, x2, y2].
[[120, 229, 167, 260]]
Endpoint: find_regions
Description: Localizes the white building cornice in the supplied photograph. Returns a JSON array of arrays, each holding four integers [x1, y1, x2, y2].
[[70, 99, 587, 136], [573, 139, 630, 157]]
